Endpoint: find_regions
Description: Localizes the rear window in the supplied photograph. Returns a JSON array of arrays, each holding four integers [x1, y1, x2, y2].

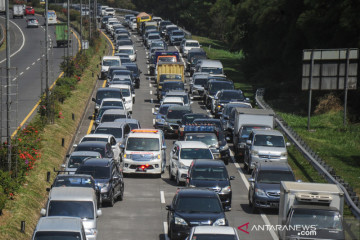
[[34, 232, 81, 240], [94, 127, 123, 138], [167, 109, 191, 119], [103, 59, 120, 66], [102, 114, 126, 122], [48, 201, 94, 219]]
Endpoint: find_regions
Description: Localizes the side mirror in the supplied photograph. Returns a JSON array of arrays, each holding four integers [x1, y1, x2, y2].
[[165, 205, 172, 211], [92, 97, 96, 102], [190, 101, 193, 105], [226, 137, 230, 141], [245, 97, 250, 102], [224, 206, 231, 212], [66, 154, 70, 157], [248, 177, 255, 183], [120, 144, 125, 149], [96, 209, 102, 217], [61, 164, 66, 168], [155, 107, 159, 111], [111, 145, 117, 149], [162, 146, 167, 150], [246, 140, 252, 145], [214, 97, 218, 100], [73, 144, 78, 148], [297, 179, 302, 183], [190, 96, 194, 100], [229, 176, 235, 180], [46, 187, 51, 192], [173, 155, 178, 160], [153, 112, 158, 115], [224, 116, 229, 120], [286, 142, 291, 147], [40, 208, 47, 216]]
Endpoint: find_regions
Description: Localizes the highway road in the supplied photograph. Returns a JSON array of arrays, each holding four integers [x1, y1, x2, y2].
[[0, 14, 79, 140], [69, 14, 281, 240]]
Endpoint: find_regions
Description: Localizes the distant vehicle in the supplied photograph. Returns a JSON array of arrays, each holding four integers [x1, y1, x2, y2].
[[187, 226, 240, 240], [13, 4, 24, 18], [104, 7, 115, 16], [27, 17, 39, 28], [100, 56, 121, 79], [0, 0, 5, 14], [162, 105, 192, 137], [74, 141, 114, 159], [117, 45, 136, 61], [62, 151, 101, 173], [114, 118, 141, 130], [24, 6, 34, 15], [211, 89, 249, 116], [55, 23, 70, 47], [182, 40, 201, 57]]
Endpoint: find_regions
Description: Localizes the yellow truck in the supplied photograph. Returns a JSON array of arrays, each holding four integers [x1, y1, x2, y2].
[[156, 62, 185, 99], [136, 12, 151, 33]]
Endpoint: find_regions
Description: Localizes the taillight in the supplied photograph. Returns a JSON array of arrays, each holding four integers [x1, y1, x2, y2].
[[141, 164, 150, 169]]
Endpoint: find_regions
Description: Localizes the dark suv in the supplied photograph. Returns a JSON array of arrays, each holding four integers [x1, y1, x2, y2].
[[186, 160, 235, 208], [166, 188, 228, 240], [248, 162, 296, 212], [203, 79, 234, 109], [76, 158, 124, 207], [163, 105, 192, 138]]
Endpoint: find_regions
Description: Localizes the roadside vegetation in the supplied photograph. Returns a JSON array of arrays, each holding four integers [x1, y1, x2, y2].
[[0, 14, 108, 240]]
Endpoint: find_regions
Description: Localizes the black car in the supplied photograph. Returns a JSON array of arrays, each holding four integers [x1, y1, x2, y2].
[[92, 87, 123, 113], [76, 158, 124, 207], [178, 113, 209, 126], [166, 188, 229, 240], [186, 160, 234, 208], [47, 174, 101, 208], [213, 89, 249, 117], [74, 141, 114, 159], [204, 79, 234, 108], [95, 106, 124, 127], [122, 63, 141, 88]]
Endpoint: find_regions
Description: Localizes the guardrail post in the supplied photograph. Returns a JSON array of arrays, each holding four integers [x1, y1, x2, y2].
[[20, 221, 25, 233]]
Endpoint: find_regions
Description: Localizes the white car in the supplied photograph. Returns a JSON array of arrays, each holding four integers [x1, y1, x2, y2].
[[106, 20, 121, 34], [109, 84, 134, 113], [101, 56, 121, 79], [169, 141, 214, 185], [76, 134, 121, 163], [186, 226, 240, 240], [104, 7, 115, 16], [182, 40, 201, 57], [99, 98, 125, 110], [117, 45, 137, 61], [129, 18, 137, 31]]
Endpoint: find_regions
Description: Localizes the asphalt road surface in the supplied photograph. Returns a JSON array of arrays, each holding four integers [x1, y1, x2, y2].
[[69, 14, 281, 240]]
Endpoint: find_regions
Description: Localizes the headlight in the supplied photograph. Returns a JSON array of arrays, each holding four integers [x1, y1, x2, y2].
[[213, 218, 226, 226], [155, 118, 164, 123], [126, 100, 132, 104], [189, 185, 196, 187], [220, 145, 229, 151], [124, 153, 132, 159], [175, 217, 188, 226], [164, 122, 169, 126], [281, 152, 288, 157], [85, 228, 97, 236], [221, 186, 231, 194], [179, 162, 188, 169], [100, 183, 109, 193], [152, 154, 161, 160], [255, 188, 266, 197], [251, 150, 259, 156]]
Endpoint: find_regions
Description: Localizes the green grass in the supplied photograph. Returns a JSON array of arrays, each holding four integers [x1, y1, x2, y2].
[[0, 36, 108, 240]]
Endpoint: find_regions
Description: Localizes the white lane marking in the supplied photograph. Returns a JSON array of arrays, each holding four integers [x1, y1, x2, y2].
[[37, 58, 40, 61], [175, 46, 186, 64], [32, 62, 35, 65], [232, 158, 278, 240], [42, 54, 45, 57], [160, 191, 165, 204], [152, 108, 154, 113], [26, 67, 30, 70], [0, 17, 26, 64], [12, 77, 17, 81], [153, 119, 155, 125], [150, 90, 152, 95], [163, 222, 169, 240], [151, 98, 153, 103], [19, 72, 24, 76], [149, 83, 152, 88]]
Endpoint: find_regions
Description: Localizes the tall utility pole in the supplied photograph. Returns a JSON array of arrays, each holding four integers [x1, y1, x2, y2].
[[80, 0, 82, 51], [45, 0, 49, 120], [89, 0, 91, 40], [6, 0, 12, 170], [67, 0, 70, 60]]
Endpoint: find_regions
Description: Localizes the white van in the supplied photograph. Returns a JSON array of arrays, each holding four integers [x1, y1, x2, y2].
[[196, 59, 224, 77], [109, 84, 134, 113], [101, 56, 121, 79], [117, 45, 137, 62], [121, 129, 166, 177], [40, 187, 102, 240]]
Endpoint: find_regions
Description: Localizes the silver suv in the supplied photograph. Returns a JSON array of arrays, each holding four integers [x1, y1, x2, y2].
[[244, 129, 290, 173]]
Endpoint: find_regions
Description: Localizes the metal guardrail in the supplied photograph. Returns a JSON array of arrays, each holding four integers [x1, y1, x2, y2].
[[255, 88, 360, 220]]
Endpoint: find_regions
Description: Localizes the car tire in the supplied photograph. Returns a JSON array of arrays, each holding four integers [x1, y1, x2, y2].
[[224, 158, 229, 165], [170, 228, 178, 240], [251, 197, 258, 213], [109, 191, 115, 207], [169, 166, 174, 181], [118, 186, 124, 201], [176, 172, 181, 186]]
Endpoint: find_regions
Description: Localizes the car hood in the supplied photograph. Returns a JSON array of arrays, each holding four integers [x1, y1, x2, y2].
[[166, 118, 181, 124], [253, 146, 287, 154], [175, 211, 225, 225], [189, 179, 229, 189], [256, 182, 280, 195], [82, 219, 96, 231], [95, 178, 111, 186]]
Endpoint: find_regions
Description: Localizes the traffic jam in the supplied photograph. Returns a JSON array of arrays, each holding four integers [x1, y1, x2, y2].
[[32, 5, 346, 240]]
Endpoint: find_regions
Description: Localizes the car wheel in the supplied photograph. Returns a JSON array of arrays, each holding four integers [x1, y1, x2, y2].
[[248, 192, 253, 207], [170, 227, 178, 240], [224, 158, 229, 165], [118, 186, 124, 201], [109, 191, 115, 207], [169, 166, 174, 180], [176, 172, 181, 186], [251, 196, 258, 213]]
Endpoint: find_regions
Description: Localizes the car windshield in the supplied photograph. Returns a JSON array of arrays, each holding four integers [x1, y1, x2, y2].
[[160, 74, 182, 82], [257, 170, 295, 184], [68, 155, 95, 168], [102, 114, 126, 122], [119, 49, 134, 54], [53, 176, 93, 188], [76, 166, 110, 179], [48, 201, 94, 219], [103, 59, 120, 67], [118, 41, 132, 46], [102, 101, 123, 108], [119, 89, 130, 97], [290, 209, 343, 231], [125, 66, 139, 74], [96, 91, 121, 102], [210, 82, 234, 93], [182, 115, 207, 124], [94, 127, 123, 138], [185, 133, 218, 147], [82, 137, 108, 143], [167, 109, 191, 119], [254, 135, 285, 147], [192, 234, 236, 240], [172, 31, 183, 36], [120, 58, 131, 63], [186, 42, 200, 47], [194, 78, 207, 86], [126, 138, 159, 151], [180, 148, 213, 159], [75, 146, 105, 156], [240, 126, 269, 139], [149, 35, 161, 39], [176, 197, 222, 213], [220, 92, 244, 101], [152, 42, 165, 48], [34, 232, 81, 240], [159, 105, 170, 115], [191, 167, 228, 181], [128, 123, 139, 130], [202, 67, 223, 74]]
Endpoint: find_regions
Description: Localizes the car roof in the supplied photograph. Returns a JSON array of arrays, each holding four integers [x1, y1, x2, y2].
[[258, 162, 292, 171], [185, 40, 199, 43], [163, 97, 183, 102], [103, 109, 129, 115], [49, 187, 95, 201], [118, 45, 135, 50], [97, 87, 121, 92], [175, 141, 209, 149], [109, 84, 131, 90], [96, 121, 127, 128], [69, 151, 101, 157], [192, 226, 237, 235], [102, 56, 120, 60], [199, 60, 223, 68], [164, 91, 188, 96], [81, 157, 113, 166], [252, 129, 283, 136], [56, 174, 93, 179], [177, 188, 218, 197], [193, 73, 210, 79], [82, 134, 112, 139], [35, 216, 83, 232], [128, 129, 162, 138], [101, 98, 123, 102], [218, 89, 242, 94], [114, 118, 139, 124], [193, 159, 225, 167]]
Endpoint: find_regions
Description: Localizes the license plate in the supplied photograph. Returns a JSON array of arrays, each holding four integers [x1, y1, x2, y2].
[[270, 202, 279, 207], [136, 168, 146, 172]]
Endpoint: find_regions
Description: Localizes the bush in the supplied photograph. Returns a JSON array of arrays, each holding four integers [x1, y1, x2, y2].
[[314, 93, 343, 115]]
